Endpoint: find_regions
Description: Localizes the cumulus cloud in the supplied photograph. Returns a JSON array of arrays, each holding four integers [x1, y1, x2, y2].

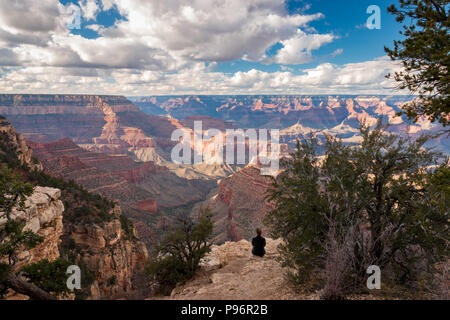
[[0, 0, 62, 33], [0, 0, 402, 95], [0, 0, 332, 69], [105, 0, 328, 63], [79, 0, 101, 21], [330, 48, 343, 58], [269, 30, 335, 64], [0, 0, 68, 49], [0, 56, 403, 95]]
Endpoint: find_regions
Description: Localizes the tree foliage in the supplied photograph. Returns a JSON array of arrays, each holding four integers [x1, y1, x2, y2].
[[265, 121, 449, 296], [145, 209, 214, 294], [0, 165, 34, 220], [20, 258, 73, 296], [385, 0, 449, 126], [0, 165, 69, 300]]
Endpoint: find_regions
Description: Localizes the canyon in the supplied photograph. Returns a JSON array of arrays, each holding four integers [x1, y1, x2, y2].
[[132, 95, 449, 154], [0, 94, 232, 246], [1, 94, 448, 249], [27, 138, 214, 245]]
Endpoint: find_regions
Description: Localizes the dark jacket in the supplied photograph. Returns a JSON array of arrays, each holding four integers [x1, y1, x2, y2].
[[252, 235, 266, 257]]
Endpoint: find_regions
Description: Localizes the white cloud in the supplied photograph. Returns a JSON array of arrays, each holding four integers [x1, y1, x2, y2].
[[331, 48, 343, 58], [0, 0, 332, 71], [79, 0, 101, 21], [0, 57, 403, 95], [0, 0, 403, 95], [269, 30, 335, 64], [0, 0, 63, 33], [105, 0, 328, 63]]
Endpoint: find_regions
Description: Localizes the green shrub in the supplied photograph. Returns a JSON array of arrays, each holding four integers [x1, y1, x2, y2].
[[120, 214, 134, 239], [266, 121, 449, 298], [145, 209, 213, 295]]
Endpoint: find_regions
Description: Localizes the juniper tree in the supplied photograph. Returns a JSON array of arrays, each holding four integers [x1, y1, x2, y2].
[[265, 121, 449, 294], [145, 209, 214, 295], [385, 0, 449, 126]]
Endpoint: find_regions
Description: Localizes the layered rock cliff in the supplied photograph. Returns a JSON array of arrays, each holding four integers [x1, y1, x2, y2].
[[131, 95, 449, 154], [27, 137, 215, 246], [0, 118, 149, 299], [0, 186, 64, 271], [65, 206, 148, 299], [168, 238, 315, 300], [0, 94, 173, 148], [0, 116, 42, 171]]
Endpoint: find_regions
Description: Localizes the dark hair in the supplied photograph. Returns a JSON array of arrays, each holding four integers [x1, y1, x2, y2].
[[256, 228, 262, 236]]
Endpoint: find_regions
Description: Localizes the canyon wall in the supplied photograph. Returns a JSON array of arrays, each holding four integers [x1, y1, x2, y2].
[[66, 205, 148, 299], [0, 94, 175, 148], [0, 118, 149, 299], [27, 137, 215, 246], [0, 116, 42, 171], [0, 186, 64, 272], [131, 95, 449, 154], [193, 165, 274, 244]]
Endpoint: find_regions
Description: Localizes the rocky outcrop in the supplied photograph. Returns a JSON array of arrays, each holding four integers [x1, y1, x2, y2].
[[66, 206, 148, 299], [0, 186, 64, 299], [0, 186, 64, 271], [136, 199, 158, 214], [168, 238, 315, 300], [1, 184, 149, 300], [167, 238, 385, 300], [193, 165, 274, 244], [0, 116, 42, 171]]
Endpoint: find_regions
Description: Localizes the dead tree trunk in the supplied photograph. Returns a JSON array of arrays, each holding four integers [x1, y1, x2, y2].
[[4, 273, 57, 300]]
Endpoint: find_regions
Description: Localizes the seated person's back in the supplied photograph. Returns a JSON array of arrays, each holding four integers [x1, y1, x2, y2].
[[252, 228, 266, 257]]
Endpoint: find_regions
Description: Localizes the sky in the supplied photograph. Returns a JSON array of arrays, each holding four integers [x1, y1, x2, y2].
[[0, 0, 408, 95]]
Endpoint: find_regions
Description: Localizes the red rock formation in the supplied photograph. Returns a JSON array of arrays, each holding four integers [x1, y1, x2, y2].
[[136, 199, 158, 213], [113, 162, 168, 183], [66, 206, 148, 299], [0, 95, 175, 154], [181, 115, 235, 131], [194, 165, 274, 244]]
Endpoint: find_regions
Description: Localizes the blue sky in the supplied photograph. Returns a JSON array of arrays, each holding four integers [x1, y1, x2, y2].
[[0, 0, 406, 95]]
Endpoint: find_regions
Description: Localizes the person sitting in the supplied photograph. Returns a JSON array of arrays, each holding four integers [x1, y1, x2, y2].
[[252, 228, 266, 257]]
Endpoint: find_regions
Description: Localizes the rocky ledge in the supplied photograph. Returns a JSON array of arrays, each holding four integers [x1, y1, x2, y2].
[[168, 238, 312, 300], [66, 206, 148, 299]]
